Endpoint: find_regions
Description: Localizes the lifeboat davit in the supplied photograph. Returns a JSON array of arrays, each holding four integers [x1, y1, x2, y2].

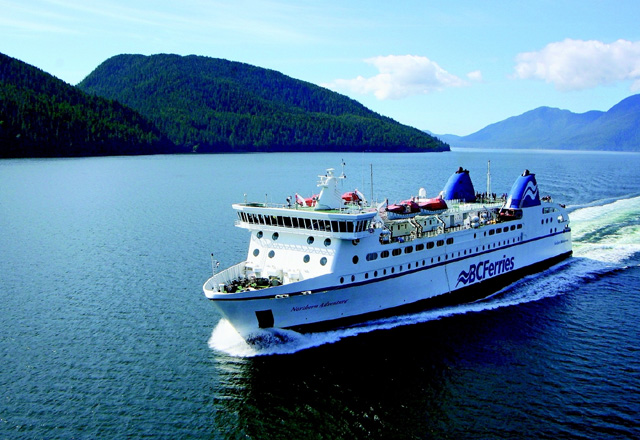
[[297, 193, 318, 207], [418, 197, 447, 212], [342, 189, 366, 204], [386, 200, 421, 215]]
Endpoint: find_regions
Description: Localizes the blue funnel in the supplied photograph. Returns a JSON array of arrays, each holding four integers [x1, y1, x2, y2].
[[506, 170, 541, 209], [442, 167, 476, 202]]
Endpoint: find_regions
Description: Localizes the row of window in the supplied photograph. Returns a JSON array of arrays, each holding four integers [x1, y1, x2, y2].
[[239, 212, 371, 234], [340, 237, 525, 284], [256, 231, 333, 247], [485, 223, 522, 237]]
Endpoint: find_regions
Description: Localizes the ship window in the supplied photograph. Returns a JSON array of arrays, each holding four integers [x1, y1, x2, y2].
[[258, 214, 264, 224], [366, 252, 378, 261], [324, 238, 332, 247], [277, 216, 283, 227], [272, 232, 279, 240], [489, 229, 495, 236], [496, 228, 502, 233], [292, 217, 299, 228], [340, 276, 344, 284], [303, 255, 310, 263], [352, 255, 359, 264], [268, 250, 275, 258], [391, 267, 395, 273], [392, 248, 402, 256], [331, 221, 339, 232], [365, 273, 369, 279], [517, 224, 522, 229], [257, 231, 263, 239], [383, 269, 387, 275], [408, 263, 411, 269], [325, 220, 331, 231], [446, 238, 454, 245], [436, 240, 444, 247], [427, 242, 435, 249], [374, 270, 378, 277], [416, 243, 424, 251], [305, 218, 312, 229], [404, 246, 413, 254], [351, 275, 355, 282], [253, 249, 259, 257], [320, 257, 328, 266], [347, 222, 354, 233], [307, 236, 314, 245], [381, 250, 389, 258]]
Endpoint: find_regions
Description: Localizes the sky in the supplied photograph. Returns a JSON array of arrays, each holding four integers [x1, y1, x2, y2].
[[2, 0, 640, 136]]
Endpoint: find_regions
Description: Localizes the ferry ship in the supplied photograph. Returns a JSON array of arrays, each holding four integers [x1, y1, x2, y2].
[[203, 166, 572, 340]]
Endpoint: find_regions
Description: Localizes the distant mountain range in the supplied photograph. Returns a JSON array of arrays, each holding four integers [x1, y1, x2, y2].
[[437, 95, 640, 151]]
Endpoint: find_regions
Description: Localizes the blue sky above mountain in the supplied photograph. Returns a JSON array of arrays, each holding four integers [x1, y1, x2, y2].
[[2, 1, 639, 135]]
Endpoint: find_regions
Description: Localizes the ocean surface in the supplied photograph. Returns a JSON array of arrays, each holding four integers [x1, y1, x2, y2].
[[1, 149, 639, 439]]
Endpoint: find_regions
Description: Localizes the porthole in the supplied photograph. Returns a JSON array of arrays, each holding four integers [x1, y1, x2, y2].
[[268, 250, 275, 258], [352, 255, 359, 264], [324, 238, 332, 247], [303, 255, 310, 263], [365, 273, 369, 279], [374, 270, 378, 277], [272, 232, 279, 240], [253, 249, 260, 257], [257, 231, 263, 239], [351, 275, 355, 282], [340, 276, 344, 284], [307, 236, 314, 245], [320, 257, 328, 266], [391, 267, 395, 274]]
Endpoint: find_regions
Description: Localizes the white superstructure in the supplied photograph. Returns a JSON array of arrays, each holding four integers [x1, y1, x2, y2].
[[203, 166, 572, 340]]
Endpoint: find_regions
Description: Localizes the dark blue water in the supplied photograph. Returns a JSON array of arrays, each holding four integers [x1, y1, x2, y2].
[[1, 150, 639, 439]]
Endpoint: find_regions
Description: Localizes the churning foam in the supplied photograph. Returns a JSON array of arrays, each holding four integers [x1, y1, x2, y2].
[[209, 196, 640, 357]]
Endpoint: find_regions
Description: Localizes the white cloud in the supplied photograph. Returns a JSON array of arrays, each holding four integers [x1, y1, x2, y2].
[[513, 39, 640, 91], [324, 55, 468, 100], [466, 70, 483, 82]]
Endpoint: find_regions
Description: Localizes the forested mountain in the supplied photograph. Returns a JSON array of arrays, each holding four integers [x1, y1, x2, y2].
[[438, 95, 640, 151], [0, 53, 179, 158], [77, 54, 448, 153]]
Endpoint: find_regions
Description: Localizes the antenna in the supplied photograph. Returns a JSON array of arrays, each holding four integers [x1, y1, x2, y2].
[[487, 160, 491, 199], [210, 253, 220, 277], [370, 163, 374, 205]]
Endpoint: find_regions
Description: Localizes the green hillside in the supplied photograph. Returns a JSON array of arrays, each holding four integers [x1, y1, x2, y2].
[[78, 54, 449, 153], [0, 52, 178, 158]]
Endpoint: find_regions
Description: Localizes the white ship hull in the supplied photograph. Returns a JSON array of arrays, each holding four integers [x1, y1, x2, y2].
[[204, 167, 572, 341]]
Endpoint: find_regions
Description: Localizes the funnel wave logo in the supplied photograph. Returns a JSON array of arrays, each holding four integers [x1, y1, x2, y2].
[[522, 181, 539, 204], [456, 255, 515, 287]]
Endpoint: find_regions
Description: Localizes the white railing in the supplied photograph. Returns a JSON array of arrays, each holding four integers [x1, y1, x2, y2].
[[207, 261, 246, 292]]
